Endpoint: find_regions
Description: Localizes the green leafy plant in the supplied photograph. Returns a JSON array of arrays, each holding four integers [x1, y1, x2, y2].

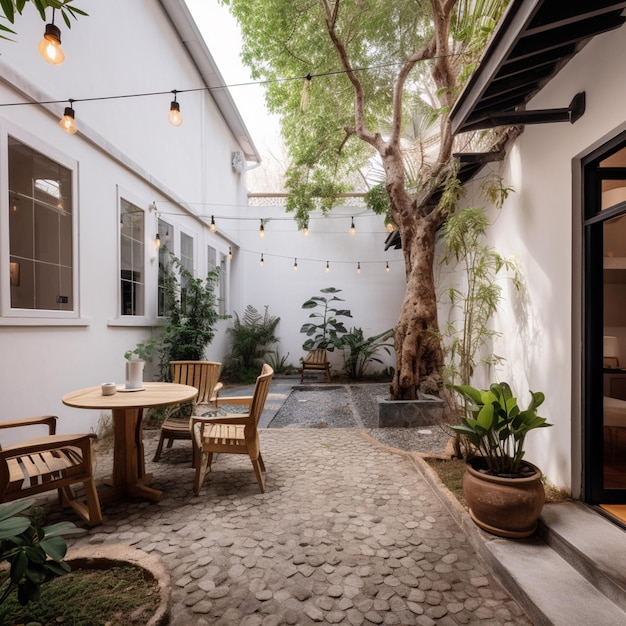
[[300, 287, 352, 352], [224, 305, 281, 382], [265, 350, 295, 375], [450, 381, 552, 476], [0, 500, 80, 607], [342, 327, 394, 379]]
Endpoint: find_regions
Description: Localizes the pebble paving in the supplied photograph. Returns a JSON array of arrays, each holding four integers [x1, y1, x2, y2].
[[68, 411, 532, 625]]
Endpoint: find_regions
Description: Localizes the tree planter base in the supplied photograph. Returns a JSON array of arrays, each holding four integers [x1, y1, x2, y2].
[[463, 459, 545, 538], [378, 394, 444, 428]]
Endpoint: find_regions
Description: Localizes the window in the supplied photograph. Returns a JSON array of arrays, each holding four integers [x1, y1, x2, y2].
[[120, 199, 144, 316], [157, 218, 172, 317], [8, 137, 73, 311], [180, 232, 194, 314], [208, 245, 228, 315]]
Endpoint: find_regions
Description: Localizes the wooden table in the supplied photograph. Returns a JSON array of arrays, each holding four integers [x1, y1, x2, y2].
[[62, 382, 197, 504]]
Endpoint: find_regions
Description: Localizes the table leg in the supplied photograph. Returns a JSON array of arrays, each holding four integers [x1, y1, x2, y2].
[[100, 406, 163, 504]]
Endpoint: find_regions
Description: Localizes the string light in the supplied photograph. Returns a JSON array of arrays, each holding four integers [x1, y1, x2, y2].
[[386, 222, 395, 233], [59, 100, 77, 134], [293, 258, 298, 271], [302, 221, 309, 236], [259, 220, 265, 237], [209, 215, 217, 232], [228, 246, 232, 260], [38, 11, 65, 65], [168, 91, 183, 126], [385, 261, 390, 272], [165, 230, 171, 243], [325, 260, 330, 273], [357, 262, 361, 274], [349, 217, 356, 236], [153, 233, 161, 248], [259, 253, 264, 267]]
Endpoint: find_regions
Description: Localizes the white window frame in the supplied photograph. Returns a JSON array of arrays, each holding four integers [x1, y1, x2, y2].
[[119, 196, 146, 318], [0, 121, 80, 323]]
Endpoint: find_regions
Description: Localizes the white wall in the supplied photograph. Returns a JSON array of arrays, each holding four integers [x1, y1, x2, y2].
[[445, 25, 626, 491], [0, 2, 247, 438]]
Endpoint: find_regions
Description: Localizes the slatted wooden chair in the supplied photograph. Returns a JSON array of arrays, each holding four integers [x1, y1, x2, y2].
[[0, 415, 102, 526], [153, 360, 223, 464], [300, 349, 331, 382], [191, 364, 274, 495]]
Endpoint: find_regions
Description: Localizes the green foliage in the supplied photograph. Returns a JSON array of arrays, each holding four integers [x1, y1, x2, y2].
[[439, 178, 523, 389], [0, 500, 80, 607], [265, 350, 295, 375], [126, 251, 226, 380], [224, 305, 280, 382], [450, 382, 552, 476], [0, 0, 87, 39], [300, 287, 352, 352], [342, 327, 394, 379]]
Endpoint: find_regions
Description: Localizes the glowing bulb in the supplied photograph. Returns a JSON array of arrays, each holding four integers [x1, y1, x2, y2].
[[293, 258, 298, 271], [228, 246, 232, 260], [357, 262, 361, 274], [209, 216, 217, 233], [386, 222, 394, 233], [59, 106, 77, 134], [302, 222, 309, 236], [349, 217, 356, 236], [325, 261, 330, 273], [153, 233, 161, 248], [260, 254, 264, 267], [385, 261, 390, 272], [168, 100, 183, 126], [38, 23, 64, 65], [259, 221, 265, 238]]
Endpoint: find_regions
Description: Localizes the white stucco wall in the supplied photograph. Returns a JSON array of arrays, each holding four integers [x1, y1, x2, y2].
[[446, 24, 626, 492], [0, 2, 247, 438]]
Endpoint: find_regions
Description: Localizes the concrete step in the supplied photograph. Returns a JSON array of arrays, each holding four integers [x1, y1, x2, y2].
[[479, 501, 626, 625]]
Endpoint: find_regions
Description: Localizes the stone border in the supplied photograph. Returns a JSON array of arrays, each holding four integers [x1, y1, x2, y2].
[[65, 544, 170, 626]]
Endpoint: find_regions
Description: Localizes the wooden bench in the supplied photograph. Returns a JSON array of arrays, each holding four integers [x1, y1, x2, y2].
[[0, 415, 102, 526], [300, 349, 331, 383]]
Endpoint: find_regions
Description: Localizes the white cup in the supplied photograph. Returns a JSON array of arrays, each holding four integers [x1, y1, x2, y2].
[[101, 382, 117, 396]]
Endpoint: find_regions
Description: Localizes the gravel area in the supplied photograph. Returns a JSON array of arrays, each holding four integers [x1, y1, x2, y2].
[[268, 382, 455, 456]]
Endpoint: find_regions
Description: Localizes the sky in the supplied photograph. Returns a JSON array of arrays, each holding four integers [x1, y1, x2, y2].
[[184, 0, 281, 161]]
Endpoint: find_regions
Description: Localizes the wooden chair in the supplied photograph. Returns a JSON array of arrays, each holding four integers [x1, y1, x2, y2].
[[300, 349, 331, 382], [0, 415, 102, 526], [153, 360, 223, 464], [191, 364, 274, 495]]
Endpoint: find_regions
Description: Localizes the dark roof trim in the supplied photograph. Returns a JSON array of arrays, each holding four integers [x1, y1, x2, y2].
[[450, 0, 626, 135]]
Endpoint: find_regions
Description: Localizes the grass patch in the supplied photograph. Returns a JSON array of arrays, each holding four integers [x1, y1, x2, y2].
[[0, 565, 160, 626]]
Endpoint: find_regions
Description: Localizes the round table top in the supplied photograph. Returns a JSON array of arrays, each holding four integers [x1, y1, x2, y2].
[[62, 381, 198, 410]]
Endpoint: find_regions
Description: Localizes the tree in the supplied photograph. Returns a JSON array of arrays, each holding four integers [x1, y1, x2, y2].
[[223, 0, 515, 400], [0, 1, 86, 39]]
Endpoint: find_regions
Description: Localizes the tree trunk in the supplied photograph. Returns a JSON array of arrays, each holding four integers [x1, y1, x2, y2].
[[390, 213, 443, 400]]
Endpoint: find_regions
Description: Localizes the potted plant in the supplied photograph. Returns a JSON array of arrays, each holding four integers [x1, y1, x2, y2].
[[450, 381, 552, 538]]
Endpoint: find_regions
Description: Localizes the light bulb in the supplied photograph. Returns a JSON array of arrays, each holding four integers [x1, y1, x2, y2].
[[209, 216, 216, 233], [385, 261, 390, 272], [59, 106, 77, 134], [349, 217, 356, 236], [228, 246, 232, 260], [169, 100, 183, 126], [260, 254, 264, 267], [39, 23, 65, 65], [259, 221, 265, 238], [165, 230, 171, 243], [357, 262, 361, 274], [325, 261, 330, 273], [293, 258, 298, 271], [154, 233, 161, 248], [302, 222, 309, 236], [386, 222, 394, 233]]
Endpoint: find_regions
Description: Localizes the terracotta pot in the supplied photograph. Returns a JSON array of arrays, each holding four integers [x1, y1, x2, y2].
[[463, 458, 545, 538]]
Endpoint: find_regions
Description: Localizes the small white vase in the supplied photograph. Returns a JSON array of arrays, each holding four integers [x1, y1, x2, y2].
[[125, 359, 145, 389]]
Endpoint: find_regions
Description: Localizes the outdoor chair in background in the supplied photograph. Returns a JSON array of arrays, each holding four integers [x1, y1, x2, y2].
[[191, 364, 274, 495], [300, 349, 331, 383], [153, 360, 223, 465], [0, 415, 102, 526]]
